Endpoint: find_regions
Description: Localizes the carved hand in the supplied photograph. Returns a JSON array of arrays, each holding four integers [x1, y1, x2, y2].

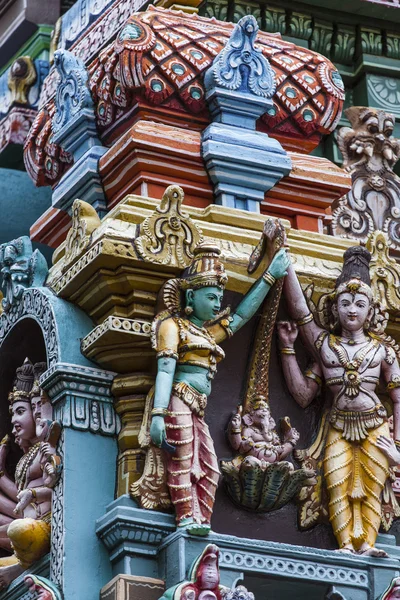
[[267, 248, 291, 280], [277, 320, 298, 347], [230, 413, 242, 430], [14, 488, 34, 515], [150, 416, 166, 448], [284, 427, 300, 445], [376, 435, 400, 467]]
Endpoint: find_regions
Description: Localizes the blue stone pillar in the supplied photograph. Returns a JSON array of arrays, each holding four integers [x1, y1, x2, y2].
[[201, 15, 291, 212], [41, 363, 119, 600], [51, 50, 107, 217]]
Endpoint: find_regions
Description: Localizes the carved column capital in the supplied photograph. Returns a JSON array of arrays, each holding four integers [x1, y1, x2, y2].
[[40, 362, 119, 436]]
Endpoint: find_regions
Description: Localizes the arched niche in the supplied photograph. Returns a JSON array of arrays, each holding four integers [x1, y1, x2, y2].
[[0, 287, 95, 368], [0, 286, 95, 486]]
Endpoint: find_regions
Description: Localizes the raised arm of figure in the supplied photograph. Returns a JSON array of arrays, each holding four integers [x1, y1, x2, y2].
[[283, 259, 324, 356], [230, 248, 291, 334], [277, 321, 321, 408]]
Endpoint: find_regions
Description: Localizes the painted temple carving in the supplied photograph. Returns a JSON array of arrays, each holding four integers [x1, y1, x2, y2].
[[332, 108, 400, 250], [131, 197, 291, 534], [221, 220, 316, 511], [160, 544, 255, 600], [1, 0, 400, 598], [0, 359, 61, 589], [282, 244, 400, 556]]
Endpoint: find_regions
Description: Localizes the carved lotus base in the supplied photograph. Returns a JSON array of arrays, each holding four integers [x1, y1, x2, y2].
[[220, 455, 316, 512]]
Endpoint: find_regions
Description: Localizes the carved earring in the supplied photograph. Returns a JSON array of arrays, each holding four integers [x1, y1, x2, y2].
[[185, 306, 194, 315]]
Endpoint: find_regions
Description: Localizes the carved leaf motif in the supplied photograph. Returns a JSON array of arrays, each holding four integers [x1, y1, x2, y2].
[[135, 185, 203, 268]]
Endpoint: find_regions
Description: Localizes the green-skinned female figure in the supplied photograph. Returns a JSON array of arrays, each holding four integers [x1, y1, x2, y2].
[[149, 240, 290, 535]]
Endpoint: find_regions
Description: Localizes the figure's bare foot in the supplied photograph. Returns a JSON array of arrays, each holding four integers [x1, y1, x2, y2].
[[359, 544, 388, 558], [0, 563, 24, 589], [336, 544, 355, 555]]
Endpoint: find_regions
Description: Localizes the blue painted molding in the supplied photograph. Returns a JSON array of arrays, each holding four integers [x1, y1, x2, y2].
[[201, 15, 292, 212], [58, 0, 117, 51], [51, 50, 107, 216], [96, 501, 400, 600], [40, 362, 118, 435]]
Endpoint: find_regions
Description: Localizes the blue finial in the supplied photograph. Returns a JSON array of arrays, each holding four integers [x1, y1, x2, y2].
[[207, 15, 275, 98]]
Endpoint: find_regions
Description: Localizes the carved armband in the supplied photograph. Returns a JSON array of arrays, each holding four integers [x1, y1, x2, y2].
[[387, 375, 400, 391], [296, 313, 314, 327], [304, 369, 322, 387], [262, 271, 276, 287], [385, 345, 396, 366], [156, 350, 178, 361], [219, 315, 234, 338]]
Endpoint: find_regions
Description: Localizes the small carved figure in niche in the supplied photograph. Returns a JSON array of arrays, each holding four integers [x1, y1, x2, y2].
[[380, 578, 400, 600], [132, 239, 290, 535], [0, 359, 62, 589], [221, 396, 315, 512], [282, 243, 400, 557], [158, 544, 255, 600], [228, 396, 299, 463]]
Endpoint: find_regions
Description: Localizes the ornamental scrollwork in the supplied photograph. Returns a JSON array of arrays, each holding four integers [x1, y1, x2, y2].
[[0, 288, 58, 367], [135, 184, 203, 268], [332, 107, 400, 251], [52, 50, 94, 134]]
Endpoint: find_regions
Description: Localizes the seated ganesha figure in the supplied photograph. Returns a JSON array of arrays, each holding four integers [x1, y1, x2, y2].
[[228, 396, 299, 464], [0, 359, 61, 589]]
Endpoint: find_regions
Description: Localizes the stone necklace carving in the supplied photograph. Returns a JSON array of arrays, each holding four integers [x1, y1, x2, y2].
[[328, 335, 379, 398]]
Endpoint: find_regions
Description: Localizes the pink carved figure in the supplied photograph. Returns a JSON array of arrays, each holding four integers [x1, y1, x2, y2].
[[160, 544, 225, 600]]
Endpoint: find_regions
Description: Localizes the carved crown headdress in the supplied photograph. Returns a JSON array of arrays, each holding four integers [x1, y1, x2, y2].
[[180, 241, 227, 291], [8, 358, 34, 405], [161, 240, 227, 315]]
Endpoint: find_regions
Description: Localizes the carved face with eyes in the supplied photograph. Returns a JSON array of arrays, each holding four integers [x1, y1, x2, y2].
[[333, 292, 373, 333], [10, 401, 36, 450], [185, 286, 223, 322]]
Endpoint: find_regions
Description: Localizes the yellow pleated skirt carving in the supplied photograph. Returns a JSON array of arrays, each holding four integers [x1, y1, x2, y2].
[[324, 422, 390, 550]]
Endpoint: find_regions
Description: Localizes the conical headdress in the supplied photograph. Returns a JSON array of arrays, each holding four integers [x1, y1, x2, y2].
[[335, 246, 373, 301], [180, 241, 228, 291]]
